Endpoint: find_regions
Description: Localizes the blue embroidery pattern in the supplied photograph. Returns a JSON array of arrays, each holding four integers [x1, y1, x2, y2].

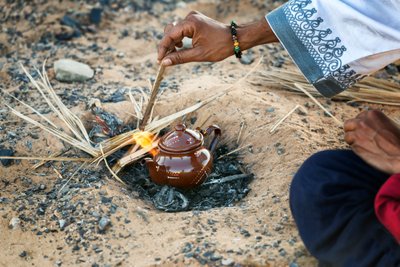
[[284, 0, 359, 89]]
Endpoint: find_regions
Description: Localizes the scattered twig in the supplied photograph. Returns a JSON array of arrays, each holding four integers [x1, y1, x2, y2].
[[52, 166, 63, 179], [294, 83, 343, 126], [270, 105, 300, 133], [236, 121, 246, 145]]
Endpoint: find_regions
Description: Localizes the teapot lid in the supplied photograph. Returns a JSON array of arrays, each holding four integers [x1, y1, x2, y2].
[[159, 124, 203, 153]]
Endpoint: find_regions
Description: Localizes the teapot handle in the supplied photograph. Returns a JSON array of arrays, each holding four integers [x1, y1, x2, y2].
[[198, 125, 221, 154]]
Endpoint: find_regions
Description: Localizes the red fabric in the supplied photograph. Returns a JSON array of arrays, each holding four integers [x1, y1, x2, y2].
[[375, 173, 400, 243]]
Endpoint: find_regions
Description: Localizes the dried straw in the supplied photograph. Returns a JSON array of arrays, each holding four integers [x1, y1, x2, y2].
[[251, 67, 400, 106]]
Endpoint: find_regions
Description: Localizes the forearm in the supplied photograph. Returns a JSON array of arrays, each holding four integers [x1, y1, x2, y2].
[[237, 18, 279, 51]]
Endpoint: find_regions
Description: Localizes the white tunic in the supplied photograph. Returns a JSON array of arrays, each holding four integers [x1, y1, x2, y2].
[[266, 0, 400, 97]]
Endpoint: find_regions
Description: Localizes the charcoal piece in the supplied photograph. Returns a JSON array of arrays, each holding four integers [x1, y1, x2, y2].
[[0, 148, 14, 166], [57, 15, 82, 41], [60, 15, 80, 29], [103, 89, 126, 103], [90, 107, 124, 139], [89, 8, 103, 25], [153, 186, 189, 211]]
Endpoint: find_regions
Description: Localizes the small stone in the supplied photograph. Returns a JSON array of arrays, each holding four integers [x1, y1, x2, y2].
[[98, 216, 111, 232], [266, 107, 275, 113], [240, 53, 254, 65], [39, 184, 46, 190], [221, 258, 234, 266], [9, 217, 21, 229], [181, 37, 192, 49], [289, 262, 299, 267], [210, 252, 222, 261], [59, 219, 67, 229], [101, 196, 112, 204], [54, 59, 94, 82], [19, 251, 27, 257]]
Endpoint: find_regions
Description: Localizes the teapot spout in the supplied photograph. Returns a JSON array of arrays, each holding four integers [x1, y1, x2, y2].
[[144, 157, 155, 169]]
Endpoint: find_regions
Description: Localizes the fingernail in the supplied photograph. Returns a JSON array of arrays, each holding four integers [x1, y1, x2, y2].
[[162, 58, 172, 66]]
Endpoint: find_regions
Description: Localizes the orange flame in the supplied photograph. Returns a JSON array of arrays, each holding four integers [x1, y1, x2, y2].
[[132, 131, 158, 157]]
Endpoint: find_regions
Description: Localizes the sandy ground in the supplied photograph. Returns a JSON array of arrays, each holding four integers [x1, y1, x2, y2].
[[1, 1, 400, 267]]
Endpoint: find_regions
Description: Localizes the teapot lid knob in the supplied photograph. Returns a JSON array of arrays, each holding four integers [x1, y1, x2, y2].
[[175, 123, 186, 131]]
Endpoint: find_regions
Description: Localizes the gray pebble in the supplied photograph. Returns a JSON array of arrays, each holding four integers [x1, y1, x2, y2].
[[54, 59, 94, 82], [98, 216, 111, 231], [59, 219, 67, 229], [9, 217, 21, 229], [221, 258, 234, 266]]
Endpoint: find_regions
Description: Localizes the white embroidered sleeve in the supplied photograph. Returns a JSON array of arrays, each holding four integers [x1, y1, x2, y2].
[[266, 0, 400, 97]]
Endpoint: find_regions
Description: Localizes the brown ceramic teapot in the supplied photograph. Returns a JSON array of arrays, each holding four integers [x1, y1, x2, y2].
[[145, 123, 221, 189]]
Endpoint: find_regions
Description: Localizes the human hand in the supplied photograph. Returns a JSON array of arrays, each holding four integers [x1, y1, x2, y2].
[[157, 11, 278, 66], [344, 110, 400, 174]]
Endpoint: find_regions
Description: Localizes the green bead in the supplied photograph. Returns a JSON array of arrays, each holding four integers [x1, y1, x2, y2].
[[234, 46, 241, 52]]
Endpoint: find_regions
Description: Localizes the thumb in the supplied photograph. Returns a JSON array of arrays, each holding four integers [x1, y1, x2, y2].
[[161, 48, 201, 66]]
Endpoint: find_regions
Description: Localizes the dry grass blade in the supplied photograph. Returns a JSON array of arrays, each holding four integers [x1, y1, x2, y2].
[[218, 144, 252, 159], [99, 144, 126, 185], [294, 83, 343, 126], [32, 149, 70, 169], [58, 162, 87, 194], [6, 104, 98, 156], [270, 105, 300, 133], [0, 156, 90, 162]]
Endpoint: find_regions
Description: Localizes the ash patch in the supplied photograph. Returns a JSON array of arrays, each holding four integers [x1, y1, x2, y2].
[[120, 145, 254, 212]]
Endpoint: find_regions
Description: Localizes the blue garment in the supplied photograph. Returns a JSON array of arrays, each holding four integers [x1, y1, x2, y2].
[[290, 150, 400, 267]]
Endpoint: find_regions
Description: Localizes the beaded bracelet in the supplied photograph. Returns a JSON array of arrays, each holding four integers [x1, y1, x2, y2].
[[230, 21, 242, 59]]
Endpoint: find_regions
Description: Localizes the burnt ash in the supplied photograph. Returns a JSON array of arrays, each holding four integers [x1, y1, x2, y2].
[[119, 145, 254, 212]]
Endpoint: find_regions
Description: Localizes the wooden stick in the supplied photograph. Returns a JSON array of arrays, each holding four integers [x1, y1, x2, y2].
[[270, 105, 300, 133], [140, 65, 166, 130]]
